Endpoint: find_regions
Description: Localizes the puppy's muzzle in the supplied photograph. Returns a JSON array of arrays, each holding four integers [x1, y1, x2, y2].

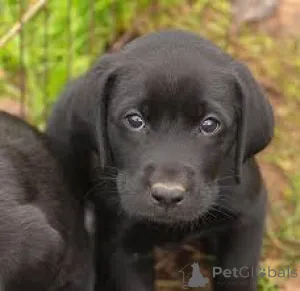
[[151, 183, 186, 207]]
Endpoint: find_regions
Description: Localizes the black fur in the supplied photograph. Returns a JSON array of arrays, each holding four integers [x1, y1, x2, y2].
[[47, 30, 274, 291], [0, 111, 93, 291]]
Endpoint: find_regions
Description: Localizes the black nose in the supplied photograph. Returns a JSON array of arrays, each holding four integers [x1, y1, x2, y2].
[[151, 183, 185, 207]]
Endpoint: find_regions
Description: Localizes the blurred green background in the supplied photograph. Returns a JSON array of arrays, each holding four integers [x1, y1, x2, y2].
[[0, 0, 300, 290]]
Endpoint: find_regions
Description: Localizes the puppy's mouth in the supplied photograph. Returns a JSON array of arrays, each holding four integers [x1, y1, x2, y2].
[[121, 202, 214, 225], [116, 171, 220, 224], [118, 188, 219, 224]]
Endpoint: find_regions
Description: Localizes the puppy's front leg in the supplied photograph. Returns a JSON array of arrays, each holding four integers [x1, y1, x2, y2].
[[109, 248, 154, 291], [213, 201, 266, 291]]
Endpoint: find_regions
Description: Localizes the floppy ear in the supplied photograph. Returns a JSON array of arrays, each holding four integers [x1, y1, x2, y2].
[[70, 55, 117, 169], [232, 61, 274, 183], [69, 55, 118, 169], [47, 54, 117, 186]]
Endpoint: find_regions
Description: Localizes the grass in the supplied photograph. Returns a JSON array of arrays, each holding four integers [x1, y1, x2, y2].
[[0, 0, 159, 125], [1, 0, 300, 290]]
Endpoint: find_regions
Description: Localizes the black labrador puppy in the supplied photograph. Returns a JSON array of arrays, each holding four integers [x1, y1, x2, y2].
[[46, 30, 274, 291], [0, 111, 93, 291]]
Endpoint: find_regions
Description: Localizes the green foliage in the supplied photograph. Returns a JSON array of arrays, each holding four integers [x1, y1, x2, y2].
[[0, 0, 162, 125], [258, 276, 279, 291]]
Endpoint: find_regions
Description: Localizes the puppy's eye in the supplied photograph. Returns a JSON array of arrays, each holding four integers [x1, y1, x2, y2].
[[125, 114, 145, 131], [200, 116, 221, 135]]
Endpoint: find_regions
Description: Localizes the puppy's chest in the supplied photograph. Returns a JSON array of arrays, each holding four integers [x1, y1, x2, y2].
[[119, 213, 237, 255]]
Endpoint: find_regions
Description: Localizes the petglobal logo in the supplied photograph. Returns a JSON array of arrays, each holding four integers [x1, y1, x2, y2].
[[179, 262, 298, 289], [212, 266, 297, 279]]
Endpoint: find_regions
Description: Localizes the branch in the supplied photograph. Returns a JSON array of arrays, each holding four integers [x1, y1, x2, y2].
[[0, 0, 47, 49]]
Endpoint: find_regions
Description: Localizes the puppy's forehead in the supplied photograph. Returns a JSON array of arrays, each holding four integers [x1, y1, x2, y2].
[[142, 68, 207, 118], [111, 51, 236, 121], [144, 62, 224, 100]]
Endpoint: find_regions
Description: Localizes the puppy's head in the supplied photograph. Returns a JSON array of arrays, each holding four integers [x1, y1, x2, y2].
[[80, 30, 274, 224]]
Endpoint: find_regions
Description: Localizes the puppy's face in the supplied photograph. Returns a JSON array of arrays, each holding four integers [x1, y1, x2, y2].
[[106, 55, 238, 224]]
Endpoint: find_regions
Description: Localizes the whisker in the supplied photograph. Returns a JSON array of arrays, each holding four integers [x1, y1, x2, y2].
[[218, 184, 236, 188], [214, 175, 237, 182], [92, 176, 116, 182], [210, 205, 235, 219], [211, 199, 237, 215], [84, 180, 107, 200]]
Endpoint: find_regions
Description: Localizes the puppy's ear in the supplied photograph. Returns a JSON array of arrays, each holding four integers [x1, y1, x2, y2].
[[232, 61, 274, 183], [70, 55, 117, 169], [47, 54, 117, 178]]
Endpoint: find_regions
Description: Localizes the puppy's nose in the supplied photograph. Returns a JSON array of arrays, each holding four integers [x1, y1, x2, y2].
[[151, 183, 185, 207]]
